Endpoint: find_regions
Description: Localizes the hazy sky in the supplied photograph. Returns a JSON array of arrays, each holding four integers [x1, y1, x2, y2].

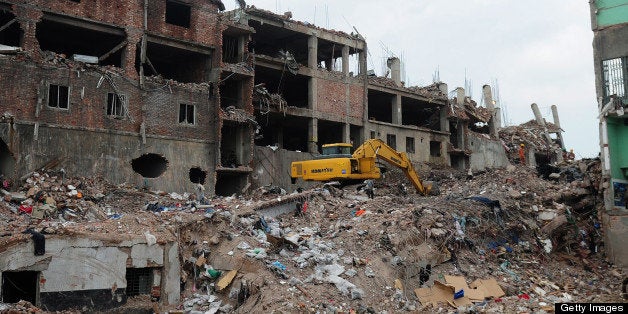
[[228, 1, 599, 158]]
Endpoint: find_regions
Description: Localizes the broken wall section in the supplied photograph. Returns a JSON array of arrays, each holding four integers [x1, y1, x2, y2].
[[0, 237, 180, 311]]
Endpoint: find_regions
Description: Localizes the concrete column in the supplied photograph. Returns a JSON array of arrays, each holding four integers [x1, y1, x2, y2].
[[456, 87, 465, 106], [358, 50, 366, 75], [392, 95, 402, 125], [342, 45, 350, 75], [531, 103, 553, 143], [440, 106, 449, 133], [483, 85, 498, 137], [343, 123, 350, 143], [308, 118, 318, 153], [325, 58, 333, 71], [308, 35, 318, 69], [551, 105, 565, 149], [387, 57, 401, 86]]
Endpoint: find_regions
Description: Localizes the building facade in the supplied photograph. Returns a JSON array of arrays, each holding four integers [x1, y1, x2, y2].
[[590, 0, 628, 268]]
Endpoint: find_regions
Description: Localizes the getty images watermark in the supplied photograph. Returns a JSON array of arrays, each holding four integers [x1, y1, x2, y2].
[[556, 303, 626, 313]]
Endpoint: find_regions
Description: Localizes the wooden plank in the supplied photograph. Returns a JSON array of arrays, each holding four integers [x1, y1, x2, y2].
[[0, 18, 16, 33], [99, 40, 128, 61]]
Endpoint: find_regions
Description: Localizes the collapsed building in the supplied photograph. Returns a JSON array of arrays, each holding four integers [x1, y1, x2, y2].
[[0, 1, 592, 312]]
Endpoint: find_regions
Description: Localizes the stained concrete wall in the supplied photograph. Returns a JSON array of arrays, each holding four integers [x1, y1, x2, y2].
[[0, 236, 179, 310], [252, 146, 318, 191], [602, 212, 628, 270], [467, 132, 511, 171], [0, 123, 215, 194], [365, 121, 450, 166]]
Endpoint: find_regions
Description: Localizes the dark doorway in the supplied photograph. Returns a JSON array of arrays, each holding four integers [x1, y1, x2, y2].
[[2, 271, 39, 304]]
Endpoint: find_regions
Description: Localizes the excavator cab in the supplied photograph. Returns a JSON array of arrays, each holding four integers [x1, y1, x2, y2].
[[317, 143, 353, 159]]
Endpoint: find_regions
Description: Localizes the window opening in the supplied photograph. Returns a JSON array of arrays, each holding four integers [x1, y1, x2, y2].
[[406, 137, 415, 154], [386, 134, 396, 150], [165, 1, 191, 28], [106, 93, 125, 117], [48, 84, 69, 109], [179, 104, 195, 125], [125, 268, 152, 296]]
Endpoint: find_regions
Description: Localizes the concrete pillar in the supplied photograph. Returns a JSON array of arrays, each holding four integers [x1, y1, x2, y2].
[[358, 50, 366, 75], [531, 103, 553, 143], [325, 57, 333, 71], [342, 45, 350, 75], [551, 105, 565, 149], [343, 123, 350, 143], [308, 35, 318, 69], [308, 118, 318, 153], [440, 106, 449, 133], [387, 57, 401, 86], [392, 95, 402, 125], [483, 85, 498, 137], [456, 87, 465, 106]]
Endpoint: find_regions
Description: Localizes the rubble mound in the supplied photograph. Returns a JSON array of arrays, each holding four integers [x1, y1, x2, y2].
[[0, 159, 625, 313]]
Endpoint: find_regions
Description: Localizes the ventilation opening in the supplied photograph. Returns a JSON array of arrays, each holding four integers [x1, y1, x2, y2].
[[0, 8, 22, 47], [125, 268, 153, 297], [189, 167, 207, 184], [2, 271, 39, 304], [215, 172, 247, 196], [165, 0, 191, 28], [131, 154, 168, 178], [36, 16, 126, 67]]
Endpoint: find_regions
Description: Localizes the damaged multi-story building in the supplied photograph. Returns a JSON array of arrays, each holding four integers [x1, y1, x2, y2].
[[589, 0, 628, 269], [0, 0, 571, 311]]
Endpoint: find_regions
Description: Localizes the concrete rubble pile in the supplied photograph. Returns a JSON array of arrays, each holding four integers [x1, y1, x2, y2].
[[0, 158, 625, 313], [499, 120, 563, 156]]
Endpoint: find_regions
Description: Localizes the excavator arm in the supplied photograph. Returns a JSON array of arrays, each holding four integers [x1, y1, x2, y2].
[[353, 139, 431, 195]]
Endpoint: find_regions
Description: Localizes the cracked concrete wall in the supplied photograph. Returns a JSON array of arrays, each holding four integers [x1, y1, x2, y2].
[[467, 132, 511, 171]]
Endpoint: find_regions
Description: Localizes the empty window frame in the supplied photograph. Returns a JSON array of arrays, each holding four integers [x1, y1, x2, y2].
[[125, 268, 152, 296], [179, 103, 195, 125], [165, 0, 191, 28], [106, 93, 125, 117], [406, 136, 415, 154], [48, 84, 69, 109], [430, 141, 441, 157], [369, 130, 376, 139], [602, 57, 627, 100], [386, 134, 396, 150]]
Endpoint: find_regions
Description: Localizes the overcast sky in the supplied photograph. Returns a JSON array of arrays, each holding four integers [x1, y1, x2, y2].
[[229, 1, 599, 158]]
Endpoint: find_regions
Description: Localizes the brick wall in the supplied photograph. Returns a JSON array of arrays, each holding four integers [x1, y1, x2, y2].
[[316, 78, 364, 119], [0, 57, 216, 142], [147, 0, 222, 47]]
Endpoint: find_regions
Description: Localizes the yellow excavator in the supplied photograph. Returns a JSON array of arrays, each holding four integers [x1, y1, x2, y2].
[[290, 139, 432, 195]]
